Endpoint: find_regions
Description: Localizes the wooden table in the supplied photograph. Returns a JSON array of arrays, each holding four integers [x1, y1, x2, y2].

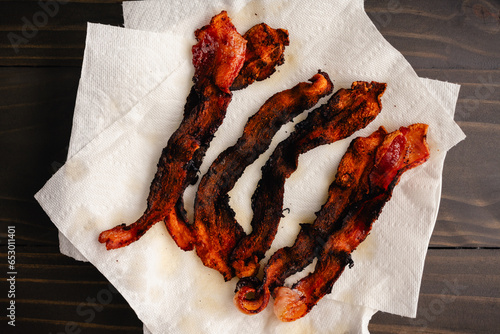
[[1, 1, 499, 333]]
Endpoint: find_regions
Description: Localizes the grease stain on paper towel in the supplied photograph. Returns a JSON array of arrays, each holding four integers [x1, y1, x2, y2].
[[192, 273, 230, 318], [152, 231, 182, 278], [351, 230, 377, 263], [64, 158, 89, 183], [179, 314, 207, 334], [270, 315, 315, 334], [70, 205, 98, 234]]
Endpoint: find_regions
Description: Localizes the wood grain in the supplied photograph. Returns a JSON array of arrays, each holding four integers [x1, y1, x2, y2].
[[0, 1, 123, 66], [0, 68, 79, 248], [0, 249, 143, 333], [1, 248, 498, 333], [366, 0, 500, 70], [369, 249, 500, 333]]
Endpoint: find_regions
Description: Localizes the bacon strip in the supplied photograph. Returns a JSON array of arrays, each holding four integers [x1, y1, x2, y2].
[[234, 124, 430, 318], [193, 72, 334, 280], [230, 81, 387, 278], [163, 22, 290, 251], [231, 23, 289, 91], [98, 11, 247, 250], [99, 13, 292, 251], [273, 124, 430, 321], [233, 127, 387, 314]]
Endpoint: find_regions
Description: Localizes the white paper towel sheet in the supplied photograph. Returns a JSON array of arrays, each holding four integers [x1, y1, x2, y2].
[[57, 24, 188, 261], [43, 0, 466, 333]]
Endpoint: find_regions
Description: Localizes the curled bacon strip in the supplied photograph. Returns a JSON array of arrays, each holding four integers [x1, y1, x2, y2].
[[193, 72, 334, 280], [230, 81, 387, 278], [274, 123, 430, 321], [233, 126, 387, 314], [98, 11, 247, 250], [235, 124, 430, 320]]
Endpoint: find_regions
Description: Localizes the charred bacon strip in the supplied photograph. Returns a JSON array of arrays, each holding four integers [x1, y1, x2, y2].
[[98, 11, 247, 250], [99, 14, 291, 251], [231, 81, 387, 278], [231, 23, 289, 91], [193, 72, 334, 280], [273, 124, 430, 322], [233, 127, 388, 314], [163, 22, 291, 252]]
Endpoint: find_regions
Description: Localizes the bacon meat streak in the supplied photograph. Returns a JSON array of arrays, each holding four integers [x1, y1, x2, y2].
[[98, 11, 247, 250], [230, 81, 387, 278], [193, 72, 334, 281], [273, 124, 431, 321]]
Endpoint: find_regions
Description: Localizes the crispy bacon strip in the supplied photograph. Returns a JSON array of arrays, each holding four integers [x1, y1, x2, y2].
[[99, 13, 291, 251], [233, 127, 388, 314], [193, 72, 334, 280], [231, 23, 289, 90], [230, 81, 387, 278], [98, 11, 247, 250], [163, 22, 291, 252], [234, 124, 430, 318], [273, 124, 430, 321]]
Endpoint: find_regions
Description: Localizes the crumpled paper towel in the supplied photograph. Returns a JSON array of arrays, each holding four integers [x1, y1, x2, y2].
[[39, 0, 466, 333]]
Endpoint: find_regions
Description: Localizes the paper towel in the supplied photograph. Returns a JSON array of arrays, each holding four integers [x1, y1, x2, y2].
[[58, 23, 189, 261], [40, 0, 466, 333], [123, 0, 465, 317]]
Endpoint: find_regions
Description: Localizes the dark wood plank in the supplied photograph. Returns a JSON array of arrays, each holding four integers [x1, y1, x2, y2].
[[365, 0, 500, 70], [0, 67, 80, 246], [0, 0, 498, 68], [0, 247, 143, 333], [432, 121, 500, 247], [1, 247, 498, 333], [0, 1, 124, 66], [370, 249, 500, 334], [0, 1, 498, 333]]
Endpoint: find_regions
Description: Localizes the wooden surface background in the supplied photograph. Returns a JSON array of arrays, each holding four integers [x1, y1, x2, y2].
[[0, 0, 499, 333]]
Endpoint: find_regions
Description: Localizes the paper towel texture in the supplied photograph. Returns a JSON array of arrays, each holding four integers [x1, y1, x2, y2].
[[58, 24, 189, 261], [42, 0, 466, 333]]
